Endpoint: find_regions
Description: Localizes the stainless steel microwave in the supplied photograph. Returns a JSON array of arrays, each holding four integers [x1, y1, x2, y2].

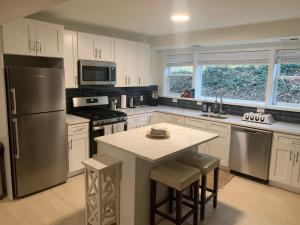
[[79, 60, 116, 85]]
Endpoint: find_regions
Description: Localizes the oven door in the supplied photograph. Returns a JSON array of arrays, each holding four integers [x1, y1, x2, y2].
[[90, 122, 128, 157], [79, 60, 116, 85]]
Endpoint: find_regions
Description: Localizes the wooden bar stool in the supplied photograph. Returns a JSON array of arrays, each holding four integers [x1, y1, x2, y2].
[[82, 154, 122, 225], [150, 161, 201, 225], [176, 152, 220, 221]]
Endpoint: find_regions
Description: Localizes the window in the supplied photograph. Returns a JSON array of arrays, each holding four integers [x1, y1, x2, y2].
[[201, 64, 268, 102], [167, 65, 193, 94], [165, 54, 194, 96], [198, 50, 270, 103], [274, 50, 300, 106]]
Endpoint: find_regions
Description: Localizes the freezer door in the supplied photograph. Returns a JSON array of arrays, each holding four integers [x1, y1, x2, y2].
[[6, 67, 65, 115], [12, 111, 68, 197]]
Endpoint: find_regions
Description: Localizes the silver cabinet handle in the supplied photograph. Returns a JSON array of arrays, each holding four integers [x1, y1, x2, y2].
[[99, 49, 101, 59], [10, 89, 17, 114], [290, 150, 293, 161], [125, 76, 127, 85], [29, 40, 36, 52], [36, 40, 41, 53], [95, 49, 98, 58], [12, 118, 20, 159]]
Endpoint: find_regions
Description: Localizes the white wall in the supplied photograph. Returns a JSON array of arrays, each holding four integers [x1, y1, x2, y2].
[[0, 26, 13, 199]]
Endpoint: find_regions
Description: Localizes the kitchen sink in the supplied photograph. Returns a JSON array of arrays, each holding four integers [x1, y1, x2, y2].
[[199, 114, 228, 119]]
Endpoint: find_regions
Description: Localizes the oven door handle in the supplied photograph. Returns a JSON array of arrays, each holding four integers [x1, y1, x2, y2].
[[93, 125, 104, 131]]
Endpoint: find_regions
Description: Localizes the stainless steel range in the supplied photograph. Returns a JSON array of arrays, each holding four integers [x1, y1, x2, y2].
[[69, 96, 127, 157]]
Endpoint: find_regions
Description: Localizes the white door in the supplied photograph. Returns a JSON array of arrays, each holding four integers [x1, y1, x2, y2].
[[114, 39, 126, 86], [64, 30, 78, 88], [35, 21, 64, 57], [78, 32, 97, 60], [137, 43, 150, 86], [126, 41, 138, 86], [2, 18, 36, 56], [269, 143, 293, 185], [97, 35, 114, 62], [69, 133, 89, 173], [291, 148, 300, 189]]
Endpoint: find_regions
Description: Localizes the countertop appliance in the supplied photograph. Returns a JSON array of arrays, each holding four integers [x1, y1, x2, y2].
[[229, 126, 272, 181], [69, 96, 127, 157], [242, 112, 274, 125], [79, 60, 116, 85], [148, 90, 158, 106], [4, 55, 68, 198]]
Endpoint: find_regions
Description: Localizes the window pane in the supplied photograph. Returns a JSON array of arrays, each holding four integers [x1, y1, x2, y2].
[[201, 65, 268, 102], [276, 64, 300, 105], [167, 66, 193, 94], [168, 76, 192, 93]]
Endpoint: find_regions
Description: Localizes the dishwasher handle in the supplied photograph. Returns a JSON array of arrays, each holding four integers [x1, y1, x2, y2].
[[232, 125, 272, 135]]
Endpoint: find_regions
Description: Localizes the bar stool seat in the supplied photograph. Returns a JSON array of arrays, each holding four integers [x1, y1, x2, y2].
[[176, 151, 220, 175], [151, 161, 201, 191], [150, 161, 201, 225], [176, 152, 220, 221]]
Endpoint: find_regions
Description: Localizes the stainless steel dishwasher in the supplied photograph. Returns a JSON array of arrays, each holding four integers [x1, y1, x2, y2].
[[229, 126, 272, 181]]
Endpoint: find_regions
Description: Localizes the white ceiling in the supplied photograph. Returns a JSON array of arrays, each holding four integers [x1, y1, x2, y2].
[[33, 0, 300, 36]]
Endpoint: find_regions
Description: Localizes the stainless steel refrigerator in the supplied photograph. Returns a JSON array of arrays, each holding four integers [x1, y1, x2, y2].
[[4, 55, 68, 198]]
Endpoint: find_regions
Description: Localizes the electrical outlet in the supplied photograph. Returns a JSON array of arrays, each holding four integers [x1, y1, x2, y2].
[[140, 95, 144, 102], [257, 108, 265, 113], [172, 98, 178, 103], [196, 101, 202, 105]]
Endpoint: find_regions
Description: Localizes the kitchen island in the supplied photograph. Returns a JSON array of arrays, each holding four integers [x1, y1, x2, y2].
[[95, 123, 218, 225]]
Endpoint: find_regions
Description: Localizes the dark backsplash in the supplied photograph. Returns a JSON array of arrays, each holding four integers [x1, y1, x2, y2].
[[159, 97, 300, 124], [66, 85, 158, 111]]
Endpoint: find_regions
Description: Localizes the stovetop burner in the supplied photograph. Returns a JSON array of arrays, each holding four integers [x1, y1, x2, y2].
[[72, 109, 126, 121]]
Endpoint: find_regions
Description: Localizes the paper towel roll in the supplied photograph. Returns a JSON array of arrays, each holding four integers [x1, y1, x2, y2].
[[121, 95, 127, 109]]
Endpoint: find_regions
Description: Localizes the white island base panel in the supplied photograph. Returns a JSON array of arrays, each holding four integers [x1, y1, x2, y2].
[[97, 141, 198, 225]]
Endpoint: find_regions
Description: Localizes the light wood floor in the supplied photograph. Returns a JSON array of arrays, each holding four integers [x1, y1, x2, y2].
[[0, 175, 299, 225]]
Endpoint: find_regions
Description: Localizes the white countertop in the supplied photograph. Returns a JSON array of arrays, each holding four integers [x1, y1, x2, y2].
[[119, 106, 300, 136], [66, 114, 90, 125], [95, 123, 218, 162]]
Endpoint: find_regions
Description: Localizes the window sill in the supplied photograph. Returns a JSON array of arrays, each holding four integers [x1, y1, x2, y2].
[[160, 95, 300, 113]]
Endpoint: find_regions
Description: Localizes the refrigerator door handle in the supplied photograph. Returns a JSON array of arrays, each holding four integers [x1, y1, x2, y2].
[[12, 118, 20, 159], [10, 88, 17, 114]]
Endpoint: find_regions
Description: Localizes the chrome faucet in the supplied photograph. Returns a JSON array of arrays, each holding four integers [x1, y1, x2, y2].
[[214, 94, 224, 115]]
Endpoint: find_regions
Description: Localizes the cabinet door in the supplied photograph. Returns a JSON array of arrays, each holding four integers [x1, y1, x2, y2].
[[125, 41, 138, 86], [78, 32, 97, 60], [149, 112, 167, 124], [69, 133, 89, 173], [207, 136, 230, 167], [292, 148, 300, 189], [114, 39, 126, 86], [98, 35, 114, 62], [2, 18, 36, 55], [137, 43, 150, 86], [35, 21, 64, 57], [269, 143, 293, 185], [64, 30, 78, 88]]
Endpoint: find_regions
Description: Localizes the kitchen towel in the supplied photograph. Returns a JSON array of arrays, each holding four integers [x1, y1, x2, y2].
[[113, 122, 125, 133], [104, 124, 113, 135]]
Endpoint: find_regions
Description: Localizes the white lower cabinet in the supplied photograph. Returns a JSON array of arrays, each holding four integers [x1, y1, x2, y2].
[[269, 132, 300, 190], [165, 114, 185, 126], [68, 123, 89, 176], [148, 112, 167, 125], [127, 114, 148, 130]]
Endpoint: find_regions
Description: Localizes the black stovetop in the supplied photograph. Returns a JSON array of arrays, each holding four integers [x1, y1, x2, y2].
[[70, 108, 127, 121]]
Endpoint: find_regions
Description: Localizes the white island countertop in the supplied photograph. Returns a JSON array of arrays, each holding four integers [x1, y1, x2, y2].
[[95, 122, 218, 162]]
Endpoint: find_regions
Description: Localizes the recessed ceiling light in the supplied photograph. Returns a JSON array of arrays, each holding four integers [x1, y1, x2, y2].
[[171, 14, 190, 22]]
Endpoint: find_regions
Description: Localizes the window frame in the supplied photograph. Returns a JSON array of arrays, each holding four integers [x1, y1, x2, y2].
[[162, 47, 300, 111]]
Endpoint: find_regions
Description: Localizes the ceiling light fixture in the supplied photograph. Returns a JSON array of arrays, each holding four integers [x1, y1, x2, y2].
[[171, 14, 190, 22]]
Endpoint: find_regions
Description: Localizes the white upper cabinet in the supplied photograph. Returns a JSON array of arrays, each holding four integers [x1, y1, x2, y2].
[[77, 32, 98, 60], [114, 38, 126, 86], [77, 32, 114, 62], [137, 43, 150, 86], [97, 36, 114, 62], [2, 18, 63, 57], [35, 21, 64, 57], [125, 40, 138, 86], [2, 18, 36, 56], [64, 30, 78, 88]]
